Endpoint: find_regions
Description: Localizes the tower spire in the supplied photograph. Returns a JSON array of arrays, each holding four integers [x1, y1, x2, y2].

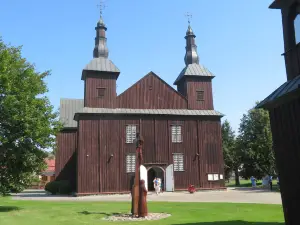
[[184, 12, 199, 65], [93, 0, 109, 58]]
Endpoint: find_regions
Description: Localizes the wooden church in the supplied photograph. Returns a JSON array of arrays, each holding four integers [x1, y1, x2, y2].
[[55, 14, 225, 195]]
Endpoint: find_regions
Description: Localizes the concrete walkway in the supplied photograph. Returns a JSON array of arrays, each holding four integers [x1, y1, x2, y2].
[[12, 188, 282, 205]]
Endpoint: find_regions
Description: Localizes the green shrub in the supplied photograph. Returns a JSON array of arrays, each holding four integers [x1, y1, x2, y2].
[[45, 180, 71, 195]]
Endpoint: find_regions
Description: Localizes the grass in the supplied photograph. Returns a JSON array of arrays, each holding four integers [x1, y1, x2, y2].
[[0, 197, 284, 225]]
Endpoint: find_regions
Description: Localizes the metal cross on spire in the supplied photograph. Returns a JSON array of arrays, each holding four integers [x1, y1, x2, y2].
[[97, 0, 107, 18], [185, 12, 192, 24]]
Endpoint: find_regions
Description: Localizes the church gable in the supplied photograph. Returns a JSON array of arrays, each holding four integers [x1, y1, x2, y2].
[[117, 72, 187, 109]]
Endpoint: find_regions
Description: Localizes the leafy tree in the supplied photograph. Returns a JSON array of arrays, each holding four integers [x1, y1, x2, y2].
[[237, 102, 275, 180], [221, 120, 240, 185], [0, 38, 61, 195]]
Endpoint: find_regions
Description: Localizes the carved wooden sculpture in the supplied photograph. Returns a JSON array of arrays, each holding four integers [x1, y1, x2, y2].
[[131, 133, 148, 217]]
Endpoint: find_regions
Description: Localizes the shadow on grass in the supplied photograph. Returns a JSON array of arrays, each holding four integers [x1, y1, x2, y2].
[[0, 206, 21, 212], [172, 221, 283, 225], [78, 211, 123, 217]]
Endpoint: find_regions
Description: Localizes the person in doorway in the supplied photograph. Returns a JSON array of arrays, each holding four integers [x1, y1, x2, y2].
[[250, 176, 256, 188], [153, 177, 159, 195], [157, 178, 162, 194]]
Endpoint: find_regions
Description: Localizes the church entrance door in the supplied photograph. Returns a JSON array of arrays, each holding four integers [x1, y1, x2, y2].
[[147, 167, 165, 191], [165, 164, 174, 192]]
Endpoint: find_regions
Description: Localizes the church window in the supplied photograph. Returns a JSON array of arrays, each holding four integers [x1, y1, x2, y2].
[[173, 153, 184, 171], [126, 125, 137, 143], [196, 90, 204, 101], [97, 88, 106, 97], [171, 125, 182, 143], [126, 153, 135, 173]]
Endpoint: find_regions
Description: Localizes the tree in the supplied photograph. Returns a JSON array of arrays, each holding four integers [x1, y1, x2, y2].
[[221, 120, 241, 185], [0, 38, 61, 195], [237, 102, 275, 180]]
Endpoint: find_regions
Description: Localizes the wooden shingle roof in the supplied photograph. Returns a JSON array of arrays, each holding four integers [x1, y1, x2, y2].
[[60, 99, 84, 128], [74, 107, 223, 120], [174, 63, 215, 85], [81, 57, 120, 80]]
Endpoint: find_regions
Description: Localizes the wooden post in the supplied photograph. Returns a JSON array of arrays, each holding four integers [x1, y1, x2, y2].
[[131, 133, 146, 217], [131, 148, 141, 216]]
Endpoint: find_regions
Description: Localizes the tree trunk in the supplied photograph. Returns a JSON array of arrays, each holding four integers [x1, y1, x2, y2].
[[234, 168, 240, 186]]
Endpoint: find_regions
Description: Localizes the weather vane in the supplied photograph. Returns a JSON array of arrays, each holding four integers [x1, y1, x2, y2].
[[97, 0, 107, 17], [185, 12, 192, 24]]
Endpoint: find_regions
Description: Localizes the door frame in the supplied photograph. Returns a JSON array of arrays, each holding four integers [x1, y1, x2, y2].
[[146, 166, 166, 191]]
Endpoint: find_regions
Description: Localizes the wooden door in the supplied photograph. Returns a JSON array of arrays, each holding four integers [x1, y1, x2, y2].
[[166, 164, 174, 192], [140, 165, 148, 191]]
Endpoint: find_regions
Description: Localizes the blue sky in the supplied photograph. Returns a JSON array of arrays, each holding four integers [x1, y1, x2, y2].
[[1, 0, 285, 133]]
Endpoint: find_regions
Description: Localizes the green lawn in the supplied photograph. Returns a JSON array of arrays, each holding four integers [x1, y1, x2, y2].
[[0, 197, 284, 225]]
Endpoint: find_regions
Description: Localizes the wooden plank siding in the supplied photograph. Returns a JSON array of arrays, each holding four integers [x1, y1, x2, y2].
[[268, 97, 300, 223], [84, 72, 118, 108], [117, 72, 188, 109], [55, 129, 77, 191], [186, 77, 214, 110], [77, 120, 99, 193], [173, 120, 200, 189], [76, 115, 224, 194]]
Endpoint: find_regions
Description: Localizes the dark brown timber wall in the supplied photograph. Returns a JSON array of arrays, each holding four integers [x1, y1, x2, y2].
[[55, 129, 77, 190], [84, 72, 117, 108], [77, 115, 224, 194], [268, 97, 300, 225], [186, 78, 214, 110], [117, 73, 187, 109]]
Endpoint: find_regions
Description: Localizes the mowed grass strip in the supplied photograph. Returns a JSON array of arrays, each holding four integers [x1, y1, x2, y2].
[[0, 197, 284, 225]]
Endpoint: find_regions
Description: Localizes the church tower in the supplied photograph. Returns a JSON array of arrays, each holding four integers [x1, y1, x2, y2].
[[81, 14, 120, 108], [174, 22, 215, 110]]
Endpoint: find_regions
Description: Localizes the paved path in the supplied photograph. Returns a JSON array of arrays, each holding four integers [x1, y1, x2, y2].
[[12, 188, 282, 205]]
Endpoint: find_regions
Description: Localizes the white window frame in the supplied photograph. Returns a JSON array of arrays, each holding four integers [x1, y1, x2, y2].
[[171, 125, 182, 143], [126, 125, 137, 144], [126, 153, 136, 173], [173, 153, 184, 171], [208, 174, 220, 181]]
